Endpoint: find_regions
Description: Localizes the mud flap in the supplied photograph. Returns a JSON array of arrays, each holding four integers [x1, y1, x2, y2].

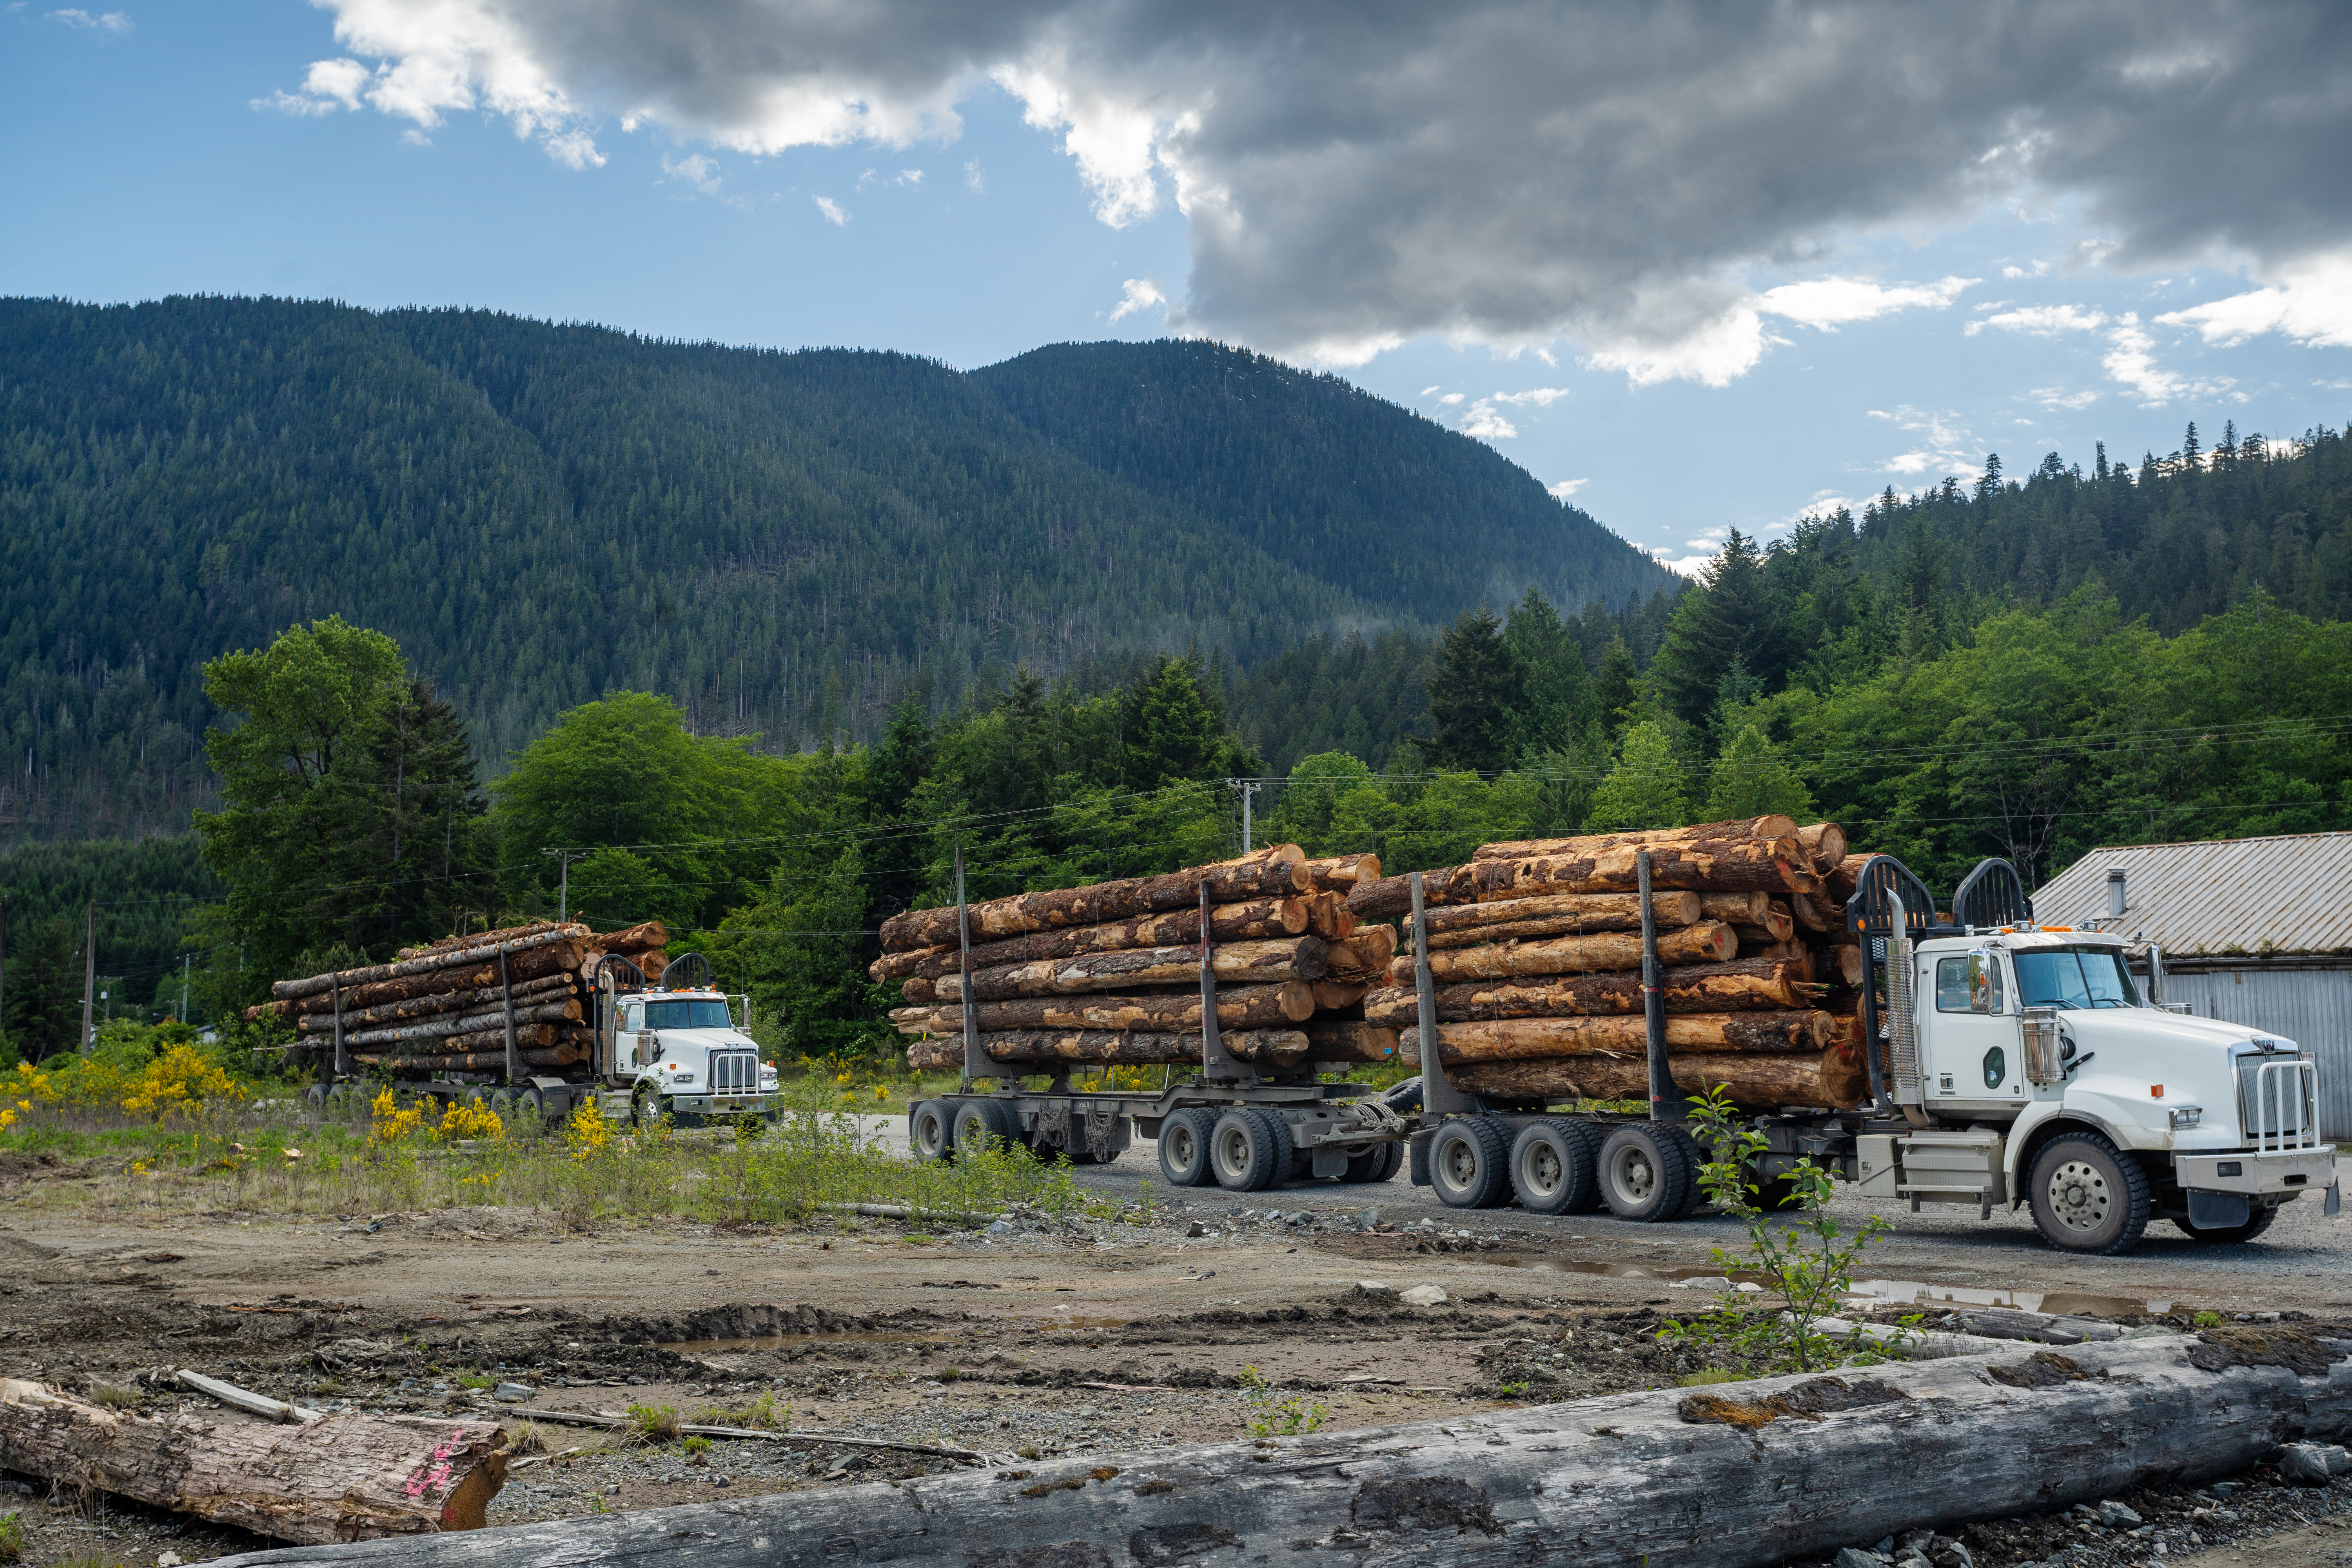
[[2328, 1182, 2342, 1218], [2187, 1189, 2251, 1229], [1409, 1128, 1433, 1188]]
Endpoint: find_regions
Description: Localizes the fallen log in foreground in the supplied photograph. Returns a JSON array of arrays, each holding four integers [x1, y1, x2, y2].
[[0, 1379, 506, 1544], [208, 1330, 2352, 1568]]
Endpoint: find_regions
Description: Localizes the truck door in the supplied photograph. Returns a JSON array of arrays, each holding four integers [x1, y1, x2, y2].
[[620, 1000, 645, 1070], [1925, 950, 2027, 1112]]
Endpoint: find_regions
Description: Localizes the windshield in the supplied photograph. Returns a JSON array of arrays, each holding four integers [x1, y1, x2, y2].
[[644, 999, 734, 1030], [2013, 947, 2140, 1011]]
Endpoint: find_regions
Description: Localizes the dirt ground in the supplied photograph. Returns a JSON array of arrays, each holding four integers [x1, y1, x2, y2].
[[2, 1152, 2347, 1568]]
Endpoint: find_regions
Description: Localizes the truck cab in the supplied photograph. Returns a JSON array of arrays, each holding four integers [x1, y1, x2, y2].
[[610, 970, 777, 1125], [1854, 860, 2336, 1253]]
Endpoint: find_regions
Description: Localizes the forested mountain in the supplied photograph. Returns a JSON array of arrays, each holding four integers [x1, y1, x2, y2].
[[0, 296, 1670, 843]]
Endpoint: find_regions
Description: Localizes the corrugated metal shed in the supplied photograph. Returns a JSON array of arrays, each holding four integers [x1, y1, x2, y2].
[[2034, 832, 2352, 958]]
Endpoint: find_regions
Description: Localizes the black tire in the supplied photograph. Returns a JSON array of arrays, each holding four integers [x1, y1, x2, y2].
[[1209, 1109, 1281, 1191], [951, 1098, 1015, 1161], [1158, 1108, 1217, 1187], [304, 1083, 328, 1115], [2172, 1204, 2279, 1245], [1251, 1110, 1296, 1189], [2027, 1130, 2152, 1255], [1371, 1141, 1405, 1183], [1659, 1122, 1708, 1218], [1748, 1171, 1808, 1213], [514, 1087, 544, 1127], [1382, 1077, 1424, 1118], [1597, 1125, 1693, 1223], [908, 1099, 955, 1165], [1342, 1146, 1387, 1183], [1509, 1118, 1603, 1216], [1428, 1118, 1513, 1209]]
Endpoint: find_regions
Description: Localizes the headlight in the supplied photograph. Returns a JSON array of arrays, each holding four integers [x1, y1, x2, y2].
[[2169, 1105, 2203, 1130]]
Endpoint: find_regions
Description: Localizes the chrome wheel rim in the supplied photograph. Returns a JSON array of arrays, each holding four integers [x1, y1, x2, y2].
[[2047, 1158, 2112, 1232]]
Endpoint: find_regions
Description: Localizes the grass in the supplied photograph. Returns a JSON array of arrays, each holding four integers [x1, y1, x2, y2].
[[0, 1074, 1140, 1231], [0, 1509, 22, 1563], [1677, 1368, 1744, 1387], [624, 1403, 681, 1444]]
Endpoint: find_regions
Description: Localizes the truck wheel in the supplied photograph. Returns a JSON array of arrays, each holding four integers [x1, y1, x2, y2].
[[1510, 1119, 1602, 1216], [304, 1084, 328, 1116], [2027, 1130, 2152, 1255], [2172, 1204, 2278, 1245], [1428, 1118, 1512, 1209], [1381, 1077, 1423, 1118], [1660, 1122, 1709, 1219], [1158, 1109, 1217, 1187], [1342, 1146, 1388, 1183], [1209, 1110, 1280, 1191], [952, 1098, 1014, 1161], [1597, 1125, 1692, 1223], [514, 1087, 544, 1128], [1372, 1141, 1405, 1183], [909, 1099, 955, 1164]]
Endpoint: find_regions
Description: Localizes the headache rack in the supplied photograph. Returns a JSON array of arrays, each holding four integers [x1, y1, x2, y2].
[[1844, 855, 2034, 1115]]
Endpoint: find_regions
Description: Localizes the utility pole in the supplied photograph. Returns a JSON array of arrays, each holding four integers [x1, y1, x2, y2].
[[80, 896, 96, 1054], [543, 848, 591, 922], [0, 894, 9, 1047], [179, 954, 191, 1024], [1227, 780, 1259, 853]]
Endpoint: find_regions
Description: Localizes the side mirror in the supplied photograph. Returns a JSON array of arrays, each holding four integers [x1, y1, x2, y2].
[[1967, 950, 1994, 1013]]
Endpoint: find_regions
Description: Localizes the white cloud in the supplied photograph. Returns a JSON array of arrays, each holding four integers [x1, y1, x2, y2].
[[254, 57, 373, 115], [282, 1, 2352, 379], [2031, 387, 2102, 410], [1458, 399, 1518, 439], [1436, 392, 1464, 405], [252, 90, 340, 117], [901, 169, 924, 185], [46, 7, 129, 31], [964, 160, 985, 193], [1489, 386, 1570, 407], [813, 195, 848, 226], [1108, 277, 1165, 322], [1966, 304, 2106, 337], [2000, 260, 2051, 279], [399, 127, 431, 146], [1547, 478, 1588, 499], [1757, 274, 1975, 330], [1418, 385, 1441, 396], [2102, 312, 2233, 406], [661, 153, 722, 195], [1870, 405, 1982, 478], [2156, 253, 2352, 351]]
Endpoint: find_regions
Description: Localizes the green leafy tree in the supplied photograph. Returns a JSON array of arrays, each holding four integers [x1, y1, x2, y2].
[[1706, 725, 1817, 821], [1583, 722, 1690, 832], [1266, 752, 1379, 854], [193, 616, 488, 982], [1426, 607, 1521, 772], [707, 844, 877, 1063]]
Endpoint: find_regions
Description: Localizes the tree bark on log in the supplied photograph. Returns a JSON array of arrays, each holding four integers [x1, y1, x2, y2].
[[349, 1045, 585, 1074], [1473, 815, 1800, 860], [891, 983, 1316, 1035], [868, 900, 1312, 983], [1728, 911, 1796, 946], [1304, 891, 1356, 939], [296, 977, 577, 1034], [393, 922, 574, 962], [348, 1022, 569, 1057], [0, 1379, 506, 1545], [1697, 891, 1772, 926], [1404, 1011, 1831, 1064], [1423, 891, 1702, 946], [595, 920, 670, 953], [203, 1332, 2352, 1568], [878, 847, 1307, 951], [1448, 1044, 1859, 1107], [1302, 1020, 1401, 1062], [290, 943, 586, 1016], [907, 1029, 1309, 1070], [1310, 981, 1367, 1011], [935, 938, 1330, 1002], [1321, 926, 1397, 984], [1788, 889, 1835, 933], [336, 1001, 582, 1049], [1414, 922, 1734, 981], [1821, 942, 1865, 986], [1351, 838, 1817, 918], [1298, 853, 1381, 890], [273, 927, 590, 1000], [1828, 852, 1869, 903], [1362, 959, 1821, 1025], [1798, 823, 1848, 871]]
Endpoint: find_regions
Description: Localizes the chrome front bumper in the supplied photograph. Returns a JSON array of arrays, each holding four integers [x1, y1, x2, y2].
[[2174, 1146, 2336, 1196]]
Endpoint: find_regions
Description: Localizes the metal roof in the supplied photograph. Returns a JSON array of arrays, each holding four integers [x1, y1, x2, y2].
[[2035, 831, 2352, 958]]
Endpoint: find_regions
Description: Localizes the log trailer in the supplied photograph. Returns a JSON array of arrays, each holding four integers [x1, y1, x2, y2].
[[302, 953, 777, 1129], [1401, 852, 2343, 1254], [906, 880, 1412, 1189]]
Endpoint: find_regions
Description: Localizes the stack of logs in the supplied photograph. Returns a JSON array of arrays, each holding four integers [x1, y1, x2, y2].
[[243, 920, 670, 1074], [1341, 816, 1873, 1111], [882, 846, 1397, 1077]]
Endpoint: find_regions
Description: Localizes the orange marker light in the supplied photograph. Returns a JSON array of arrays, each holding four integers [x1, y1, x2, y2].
[[2151, 1084, 2164, 1098]]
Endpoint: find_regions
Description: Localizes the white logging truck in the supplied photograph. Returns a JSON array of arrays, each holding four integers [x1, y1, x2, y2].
[[1399, 854, 2341, 1254]]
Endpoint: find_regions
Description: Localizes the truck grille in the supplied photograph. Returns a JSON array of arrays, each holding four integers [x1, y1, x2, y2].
[[2235, 1050, 2320, 1151], [710, 1051, 759, 1094]]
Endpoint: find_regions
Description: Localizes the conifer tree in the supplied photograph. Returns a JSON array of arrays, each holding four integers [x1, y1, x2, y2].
[[1704, 724, 1816, 820], [1504, 588, 1600, 759], [1425, 606, 1521, 772], [1582, 722, 1690, 832]]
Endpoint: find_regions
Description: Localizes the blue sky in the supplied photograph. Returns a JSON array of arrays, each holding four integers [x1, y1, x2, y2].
[[5, 0, 2349, 575]]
